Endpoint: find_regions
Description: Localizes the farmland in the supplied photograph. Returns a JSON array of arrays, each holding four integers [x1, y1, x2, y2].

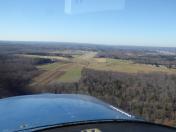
[[21, 50, 176, 85]]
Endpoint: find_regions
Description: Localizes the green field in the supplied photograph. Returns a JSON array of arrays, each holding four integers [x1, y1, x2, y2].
[[38, 62, 67, 70], [57, 65, 83, 82], [88, 58, 176, 74], [27, 51, 176, 84]]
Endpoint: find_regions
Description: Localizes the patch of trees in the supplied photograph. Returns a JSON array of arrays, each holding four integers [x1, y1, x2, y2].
[[31, 58, 56, 65], [81, 69, 176, 122], [79, 69, 176, 126], [0, 55, 38, 98], [26, 52, 73, 58]]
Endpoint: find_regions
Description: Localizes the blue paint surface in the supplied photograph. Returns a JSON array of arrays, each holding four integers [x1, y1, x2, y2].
[[0, 94, 136, 131]]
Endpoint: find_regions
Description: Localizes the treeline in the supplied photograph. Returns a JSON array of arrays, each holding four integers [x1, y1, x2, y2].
[[0, 55, 40, 98], [30, 57, 56, 65], [97, 51, 176, 68], [32, 69, 176, 126], [26, 52, 73, 58]]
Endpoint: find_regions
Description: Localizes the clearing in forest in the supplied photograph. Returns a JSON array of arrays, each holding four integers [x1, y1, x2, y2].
[[27, 51, 176, 84]]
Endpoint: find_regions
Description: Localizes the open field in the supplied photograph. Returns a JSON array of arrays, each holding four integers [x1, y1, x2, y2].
[[32, 63, 71, 85], [25, 50, 176, 84], [31, 52, 97, 84], [57, 64, 83, 82], [34, 63, 83, 84], [88, 58, 176, 74], [37, 62, 69, 70]]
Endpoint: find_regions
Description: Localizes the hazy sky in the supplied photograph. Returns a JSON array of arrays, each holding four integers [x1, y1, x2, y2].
[[0, 0, 176, 47]]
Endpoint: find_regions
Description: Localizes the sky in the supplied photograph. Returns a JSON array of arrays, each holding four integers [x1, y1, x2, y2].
[[0, 0, 176, 47]]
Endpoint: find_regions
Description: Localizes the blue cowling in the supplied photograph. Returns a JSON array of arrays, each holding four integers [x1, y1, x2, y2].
[[0, 94, 137, 131]]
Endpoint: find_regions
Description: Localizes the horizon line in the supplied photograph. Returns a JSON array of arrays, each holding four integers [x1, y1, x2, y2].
[[0, 39, 175, 48]]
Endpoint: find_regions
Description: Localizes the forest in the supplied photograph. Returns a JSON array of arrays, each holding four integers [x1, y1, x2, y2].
[[0, 55, 35, 97]]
